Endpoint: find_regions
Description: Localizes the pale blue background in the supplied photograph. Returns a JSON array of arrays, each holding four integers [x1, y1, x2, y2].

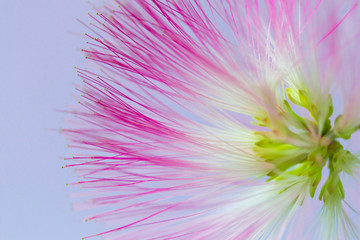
[[1, 1, 106, 239]]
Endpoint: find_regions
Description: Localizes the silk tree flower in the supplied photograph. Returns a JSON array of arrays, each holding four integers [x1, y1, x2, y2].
[[64, 0, 360, 239]]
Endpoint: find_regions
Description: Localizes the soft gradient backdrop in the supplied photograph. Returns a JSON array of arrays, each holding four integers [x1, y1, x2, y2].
[[1, 1, 107, 239]]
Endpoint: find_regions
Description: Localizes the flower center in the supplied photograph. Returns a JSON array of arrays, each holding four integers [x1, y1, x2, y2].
[[253, 87, 358, 205]]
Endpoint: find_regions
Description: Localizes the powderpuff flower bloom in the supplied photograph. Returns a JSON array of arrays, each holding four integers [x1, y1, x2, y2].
[[64, 0, 360, 239]]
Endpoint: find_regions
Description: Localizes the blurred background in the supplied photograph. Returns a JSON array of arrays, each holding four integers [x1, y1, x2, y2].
[[0, 1, 106, 239]]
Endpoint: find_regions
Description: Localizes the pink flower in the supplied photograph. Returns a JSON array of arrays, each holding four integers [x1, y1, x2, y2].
[[64, 1, 360, 239]]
